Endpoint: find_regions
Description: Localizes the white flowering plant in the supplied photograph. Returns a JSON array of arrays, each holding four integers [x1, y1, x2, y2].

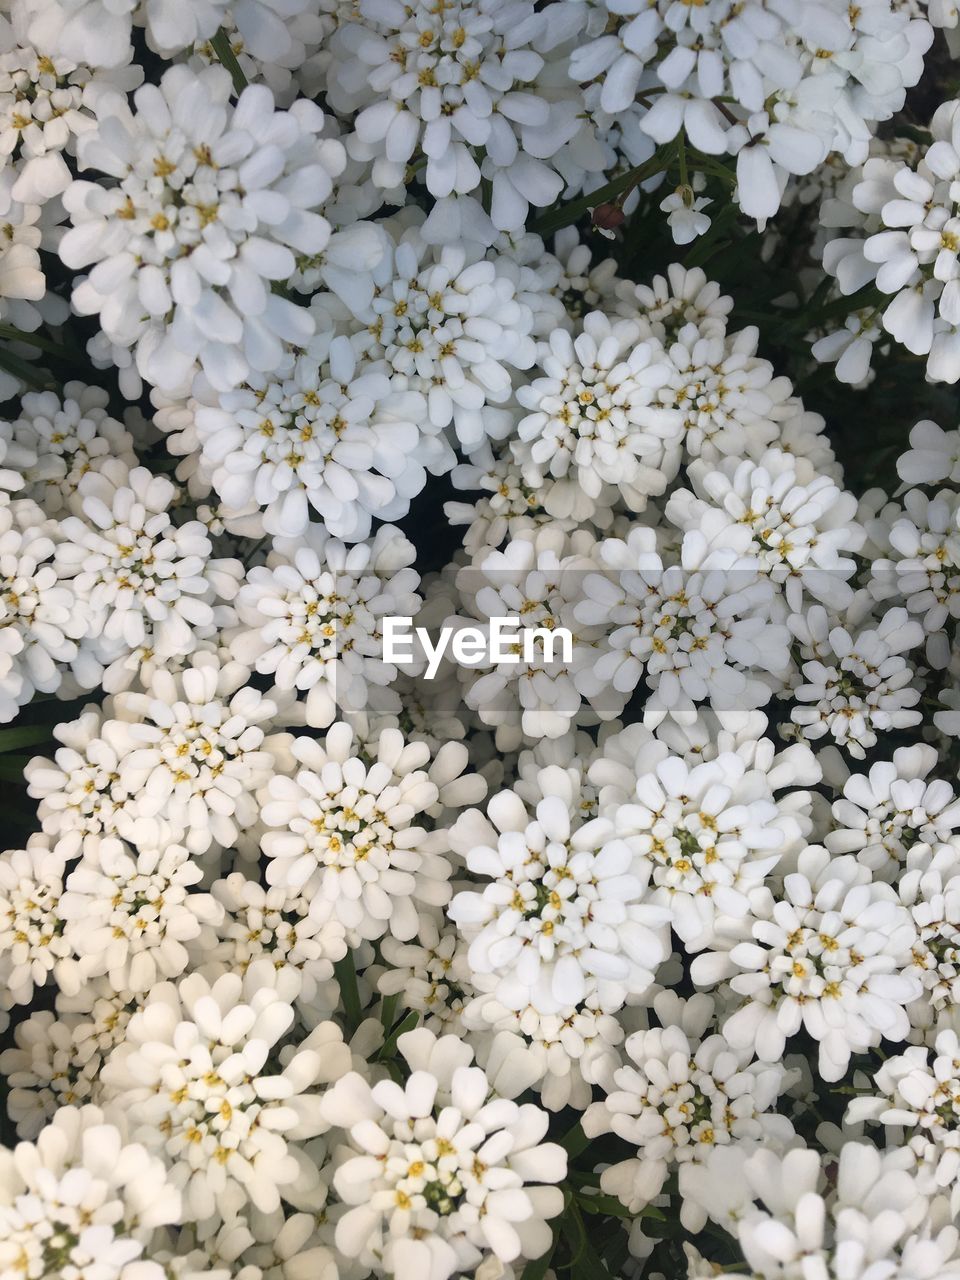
[[3, 3, 960, 1280]]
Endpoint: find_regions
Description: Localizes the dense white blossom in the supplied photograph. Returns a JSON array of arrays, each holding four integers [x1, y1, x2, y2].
[[0, 1104, 183, 1280], [318, 219, 560, 453], [449, 781, 671, 1014], [229, 523, 421, 726], [576, 525, 793, 722], [59, 834, 222, 992], [59, 65, 353, 394], [319, 1028, 567, 1279], [0, 496, 84, 721], [2, 9, 960, 1274], [107, 652, 300, 855], [686, 1142, 960, 1279], [785, 603, 925, 757], [692, 845, 923, 1080], [325, 0, 593, 234], [0, 840, 74, 1010], [583, 992, 795, 1228], [0, 383, 137, 515], [571, 0, 932, 230], [510, 312, 678, 519], [173, 332, 451, 542], [55, 460, 242, 691], [101, 966, 350, 1223], [261, 722, 483, 944]]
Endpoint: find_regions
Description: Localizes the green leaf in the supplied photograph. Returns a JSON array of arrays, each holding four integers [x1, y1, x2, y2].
[[333, 952, 363, 1034], [375, 1009, 419, 1062], [559, 1121, 590, 1158], [576, 1193, 634, 1219], [0, 324, 87, 365], [0, 725, 52, 752], [210, 28, 248, 95], [0, 756, 31, 783], [0, 344, 54, 391]]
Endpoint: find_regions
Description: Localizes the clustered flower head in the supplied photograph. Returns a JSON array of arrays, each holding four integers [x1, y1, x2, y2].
[[2, 0, 960, 1278]]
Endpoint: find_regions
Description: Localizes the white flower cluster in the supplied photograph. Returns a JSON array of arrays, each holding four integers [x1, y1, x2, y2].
[[1, 1, 960, 1278], [815, 104, 960, 384]]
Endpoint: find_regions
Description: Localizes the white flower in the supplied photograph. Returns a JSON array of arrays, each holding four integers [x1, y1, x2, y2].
[[660, 181, 712, 245], [692, 845, 922, 1081], [230, 524, 422, 727], [617, 263, 733, 346], [548, 228, 623, 318], [450, 526, 622, 747], [20, 0, 138, 69], [207, 872, 347, 1014], [510, 312, 678, 519], [445, 453, 574, 555], [23, 703, 173, 860], [0, 840, 76, 1009], [319, 1028, 567, 1279], [0, 1104, 182, 1280], [897, 418, 960, 487], [101, 967, 350, 1223], [261, 722, 481, 944], [379, 913, 475, 1035], [462, 991, 623, 1112], [786, 603, 925, 758], [896, 845, 960, 1036], [571, 0, 930, 230], [326, 0, 591, 232], [868, 487, 960, 665], [326, 218, 557, 453], [0, 497, 84, 722], [59, 835, 223, 993], [0, 981, 139, 1138], [848, 1028, 960, 1207], [59, 66, 348, 394], [0, 167, 45, 334], [185, 331, 451, 542], [652, 325, 787, 477], [0, 18, 142, 203], [819, 100, 960, 382], [55, 460, 242, 690], [575, 525, 792, 723], [685, 1142, 956, 1280], [141, 0, 315, 61], [665, 447, 865, 609], [583, 992, 794, 1228], [811, 308, 883, 384], [613, 750, 809, 950], [108, 652, 299, 855], [827, 744, 960, 878], [449, 782, 670, 1015], [0, 1009, 106, 1137], [0, 383, 137, 515], [176, 1212, 339, 1280]]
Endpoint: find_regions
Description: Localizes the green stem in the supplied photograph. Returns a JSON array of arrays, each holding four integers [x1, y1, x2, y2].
[[677, 129, 688, 189], [531, 145, 672, 236], [0, 323, 84, 363], [0, 345, 54, 391], [375, 1009, 419, 1062], [333, 952, 362, 1034], [210, 28, 248, 95], [379, 992, 398, 1031]]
